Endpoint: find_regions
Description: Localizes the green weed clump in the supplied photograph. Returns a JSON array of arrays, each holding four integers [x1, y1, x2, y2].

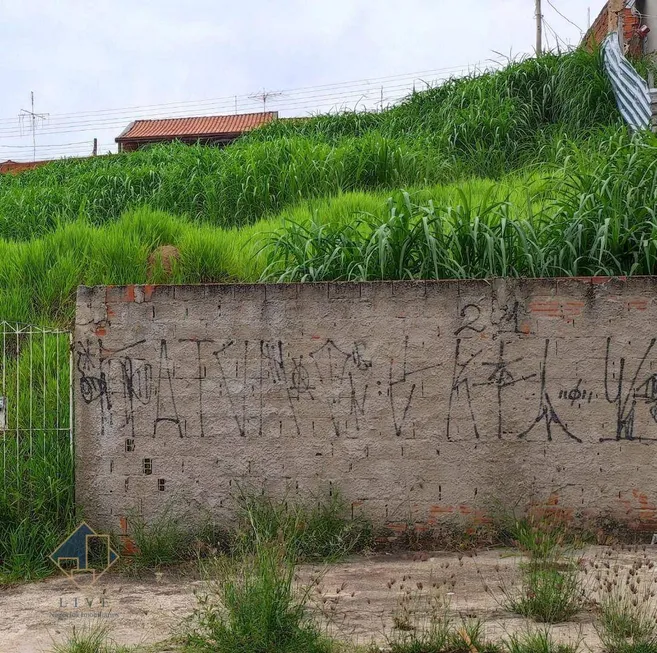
[[185, 543, 334, 653], [503, 629, 579, 653], [181, 490, 365, 651], [389, 610, 501, 653], [598, 587, 657, 653], [124, 507, 195, 571], [113, 489, 368, 573], [505, 509, 582, 565], [496, 510, 584, 624], [591, 549, 657, 653], [505, 565, 582, 624], [234, 488, 372, 563], [389, 624, 579, 653], [51, 622, 133, 653], [263, 129, 657, 282]]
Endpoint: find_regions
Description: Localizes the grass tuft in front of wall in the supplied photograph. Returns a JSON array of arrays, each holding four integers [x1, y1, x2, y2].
[[233, 487, 372, 563], [185, 543, 336, 653]]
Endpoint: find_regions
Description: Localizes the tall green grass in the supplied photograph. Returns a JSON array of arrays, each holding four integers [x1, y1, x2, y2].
[[0, 174, 546, 326], [233, 488, 371, 562], [263, 130, 657, 281], [248, 50, 617, 145], [187, 543, 334, 653], [0, 332, 73, 581], [0, 50, 618, 242]]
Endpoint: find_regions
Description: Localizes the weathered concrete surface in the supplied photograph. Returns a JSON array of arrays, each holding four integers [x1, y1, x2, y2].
[[75, 278, 657, 534]]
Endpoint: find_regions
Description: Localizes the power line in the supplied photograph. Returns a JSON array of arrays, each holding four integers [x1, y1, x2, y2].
[[0, 62, 484, 129], [0, 58, 504, 153], [0, 70, 493, 140], [542, 17, 569, 50], [0, 140, 92, 149], [546, 0, 584, 35], [0, 74, 458, 132]]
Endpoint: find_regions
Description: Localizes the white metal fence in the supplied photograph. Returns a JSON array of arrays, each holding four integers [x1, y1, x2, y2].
[[0, 322, 73, 508]]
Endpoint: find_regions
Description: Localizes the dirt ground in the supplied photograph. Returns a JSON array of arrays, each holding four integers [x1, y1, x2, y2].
[[0, 546, 652, 653]]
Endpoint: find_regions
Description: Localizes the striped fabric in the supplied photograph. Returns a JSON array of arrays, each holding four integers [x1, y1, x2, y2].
[[602, 32, 652, 131]]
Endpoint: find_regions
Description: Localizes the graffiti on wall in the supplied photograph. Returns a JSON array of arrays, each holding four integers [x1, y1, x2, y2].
[[76, 290, 657, 447]]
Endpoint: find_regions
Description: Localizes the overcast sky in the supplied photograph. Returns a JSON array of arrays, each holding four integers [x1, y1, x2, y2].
[[0, 0, 604, 160]]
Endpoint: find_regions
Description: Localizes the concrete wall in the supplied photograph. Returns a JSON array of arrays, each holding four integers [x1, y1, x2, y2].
[[642, 0, 657, 55], [75, 279, 657, 536]]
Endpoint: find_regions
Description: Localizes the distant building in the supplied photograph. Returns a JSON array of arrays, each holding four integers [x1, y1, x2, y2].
[[0, 160, 50, 174], [115, 111, 278, 153], [584, 0, 656, 57]]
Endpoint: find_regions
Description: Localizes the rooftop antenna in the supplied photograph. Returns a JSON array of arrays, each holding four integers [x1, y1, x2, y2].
[[249, 89, 284, 113], [19, 92, 48, 162]]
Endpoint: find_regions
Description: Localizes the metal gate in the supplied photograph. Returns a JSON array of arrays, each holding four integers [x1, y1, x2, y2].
[[0, 322, 73, 518]]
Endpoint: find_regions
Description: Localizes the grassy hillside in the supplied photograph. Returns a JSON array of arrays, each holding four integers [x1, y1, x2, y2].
[[4, 125, 657, 329], [0, 50, 617, 242], [2, 47, 651, 581], [0, 175, 549, 325], [263, 130, 657, 281]]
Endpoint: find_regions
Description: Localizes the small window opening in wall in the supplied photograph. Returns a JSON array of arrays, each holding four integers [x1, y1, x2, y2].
[[158, 478, 166, 491], [143, 458, 152, 475], [125, 438, 135, 452]]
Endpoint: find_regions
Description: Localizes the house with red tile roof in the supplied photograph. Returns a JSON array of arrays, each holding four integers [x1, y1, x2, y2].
[[115, 111, 278, 152]]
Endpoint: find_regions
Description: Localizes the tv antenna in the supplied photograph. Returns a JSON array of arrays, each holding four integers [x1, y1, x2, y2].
[[19, 92, 49, 161], [249, 89, 284, 112]]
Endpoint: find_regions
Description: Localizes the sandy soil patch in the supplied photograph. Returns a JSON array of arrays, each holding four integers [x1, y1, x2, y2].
[[0, 546, 652, 652]]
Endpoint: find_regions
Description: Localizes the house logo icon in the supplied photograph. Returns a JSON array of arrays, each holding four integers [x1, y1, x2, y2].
[[50, 522, 119, 587]]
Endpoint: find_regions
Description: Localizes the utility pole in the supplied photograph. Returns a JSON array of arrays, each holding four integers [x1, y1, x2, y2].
[[535, 0, 543, 55], [19, 92, 48, 162]]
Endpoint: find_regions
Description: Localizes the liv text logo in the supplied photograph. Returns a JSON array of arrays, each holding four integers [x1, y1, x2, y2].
[[50, 522, 119, 587]]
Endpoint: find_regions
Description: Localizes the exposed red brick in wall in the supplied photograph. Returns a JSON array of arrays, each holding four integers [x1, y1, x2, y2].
[[586, 4, 611, 48], [584, 1, 645, 57]]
